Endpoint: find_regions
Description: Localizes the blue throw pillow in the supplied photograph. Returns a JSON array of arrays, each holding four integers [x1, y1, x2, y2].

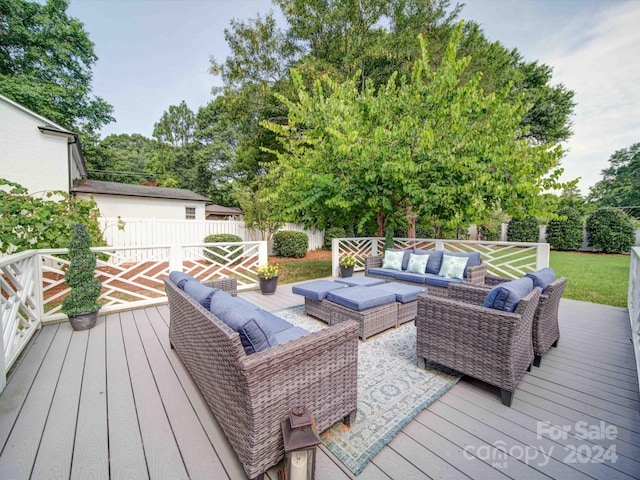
[[182, 279, 218, 310], [525, 268, 556, 292], [483, 277, 534, 312], [169, 271, 196, 289], [423, 250, 443, 275], [239, 311, 278, 355]]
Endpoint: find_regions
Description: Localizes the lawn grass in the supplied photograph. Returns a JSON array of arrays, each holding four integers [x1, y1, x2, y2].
[[550, 251, 629, 308], [278, 259, 332, 285]]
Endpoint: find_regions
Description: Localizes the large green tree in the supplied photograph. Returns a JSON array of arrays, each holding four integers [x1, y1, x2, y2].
[[0, 0, 113, 135], [588, 142, 640, 219], [262, 28, 565, 235]]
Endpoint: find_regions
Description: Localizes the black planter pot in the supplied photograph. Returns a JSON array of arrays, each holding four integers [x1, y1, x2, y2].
[[68, 310, 99, 331], [339, 265, 354, 278], [259, 276, 279, 295]]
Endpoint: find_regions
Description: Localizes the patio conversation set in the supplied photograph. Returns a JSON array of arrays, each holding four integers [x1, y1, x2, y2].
[[163, 247, 566, 480]]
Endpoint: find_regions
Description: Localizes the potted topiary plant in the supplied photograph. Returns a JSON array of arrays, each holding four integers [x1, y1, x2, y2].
[[61, 223, 102, 331], [339, 253, 356, 278], [256, 262, 279, 295]]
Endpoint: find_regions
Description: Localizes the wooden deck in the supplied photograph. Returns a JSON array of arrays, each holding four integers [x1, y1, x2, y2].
[[1, 282, 639, 479]]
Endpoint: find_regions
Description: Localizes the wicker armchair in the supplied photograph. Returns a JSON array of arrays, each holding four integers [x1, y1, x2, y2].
[[416, 285, 541, 406], [483, 274, 566, 367], [165, 278, 359, 480]]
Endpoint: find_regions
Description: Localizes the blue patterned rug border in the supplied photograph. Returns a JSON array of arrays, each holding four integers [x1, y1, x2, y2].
[[273, 305, 461, 476]]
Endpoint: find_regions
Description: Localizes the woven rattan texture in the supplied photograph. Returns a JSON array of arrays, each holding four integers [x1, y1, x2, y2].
[[165, 279, 359, 479], [416, 287, 540, 397], [330, 301, 398, 340]]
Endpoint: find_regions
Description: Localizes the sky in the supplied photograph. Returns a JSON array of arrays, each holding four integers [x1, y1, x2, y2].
[[66, 0, 640, 196]]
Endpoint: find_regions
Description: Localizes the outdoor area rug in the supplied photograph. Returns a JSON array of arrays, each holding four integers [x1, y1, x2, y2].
[[275, 305, 462, 475]]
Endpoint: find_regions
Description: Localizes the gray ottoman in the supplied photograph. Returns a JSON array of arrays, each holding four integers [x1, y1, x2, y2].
[[372, 282, 427, 324], [291, 280, 348, 323], [334, 276, 386, 287], [326, 286, 398, 340]]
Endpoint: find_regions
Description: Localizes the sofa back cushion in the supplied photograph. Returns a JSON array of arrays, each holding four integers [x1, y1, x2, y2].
[[182, 279, 218, 310], [411, 249, 440, 275], [483, 277, 534, 312], [209, 290, 258, 331], [239, 313, 279, 354], [525, 268, 556, 292]]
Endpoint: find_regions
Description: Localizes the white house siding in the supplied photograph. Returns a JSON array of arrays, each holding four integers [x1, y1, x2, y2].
[[80, 193, 207, 220], [0, 100, 70, 195]]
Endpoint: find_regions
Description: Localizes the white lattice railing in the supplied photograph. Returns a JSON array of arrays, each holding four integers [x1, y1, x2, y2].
[[0, 251, 42, 392], [0, 241, 267, 392], [332, 237, 550, 278], [629, 247, 640, 392]]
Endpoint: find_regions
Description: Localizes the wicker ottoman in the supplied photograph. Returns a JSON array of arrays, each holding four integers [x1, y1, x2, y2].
[[371, 282, 427, 324], [291, 280, 348, 323], [326, 286, 398, 340]]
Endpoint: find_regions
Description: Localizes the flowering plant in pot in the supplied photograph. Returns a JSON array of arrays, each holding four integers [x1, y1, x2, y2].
[[339, 253, 356, 277], [61, 223, 102, 331], [256, 263, 279, 295]]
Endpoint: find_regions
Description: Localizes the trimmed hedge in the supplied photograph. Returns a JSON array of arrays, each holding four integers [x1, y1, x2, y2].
[[203, 234, 243, 263], [273, 230, 308, 258], [586, 207, 634, 254], [546, 207, 583, 251], [507, 215, 539, 243]]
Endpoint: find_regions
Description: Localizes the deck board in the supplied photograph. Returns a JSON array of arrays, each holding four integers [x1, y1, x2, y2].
[[1, 280, 639, 480]]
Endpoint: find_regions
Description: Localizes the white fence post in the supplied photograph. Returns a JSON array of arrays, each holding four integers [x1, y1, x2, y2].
[[536, 243, 550, 271], [169, 245, 183, 272], [332, 238, 341, 277], [258, 241, 268, 266]]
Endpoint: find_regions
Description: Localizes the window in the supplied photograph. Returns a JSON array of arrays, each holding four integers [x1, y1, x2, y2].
[[185, 207, 196, 220]]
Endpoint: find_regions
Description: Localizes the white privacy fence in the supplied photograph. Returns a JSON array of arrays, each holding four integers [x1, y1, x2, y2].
[[629, 247, 640, 391], [101, 218, 324, 254], [331, 237, 550, 278], [0, 241, 267, 393]]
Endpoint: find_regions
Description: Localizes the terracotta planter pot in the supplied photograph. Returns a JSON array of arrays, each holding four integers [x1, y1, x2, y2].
[[340, 265, 354, 278], [68, 310, 99, 331], [258, 276, 279, 295]]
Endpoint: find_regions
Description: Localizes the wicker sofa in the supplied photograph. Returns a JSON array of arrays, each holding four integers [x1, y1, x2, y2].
[[365, 249, 487, 297], [416, 281, 541, 406], [164, 275, 359, 480]]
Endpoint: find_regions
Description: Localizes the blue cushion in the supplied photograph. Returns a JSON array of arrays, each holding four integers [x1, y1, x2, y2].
[[422, 250, 443, 275], [483, 277, 534, 312], [169, 271, 196, 289], [335, 276, 385, 287], [326, 286, 396, 311], [239, 313, 278, 355], [393, 271, 429, 284], [423, 274, 463, 288], [443, 251, 482, 277], [273, 326, 309, 345], [373, 282, 426, 303], [209, 291, 259, 331], [256, 309, 294, 334], [525, 268, 556, 292], [367, 267, 396, 279], [291, 280, 348, 300], [182, 280, 218, 310]]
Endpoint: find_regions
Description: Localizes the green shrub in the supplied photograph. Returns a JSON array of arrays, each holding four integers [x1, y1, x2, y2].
[[383, 227, 395, 251], [507, 215, 539, 242], [203, 234, 243, 263], [546, 207, 584, 251], [478, 221, 501, 241], [323, 226, 346, 250], [273, 230, 308, 258], [61, 224, 102, 316], [586, 207, 634, 254]]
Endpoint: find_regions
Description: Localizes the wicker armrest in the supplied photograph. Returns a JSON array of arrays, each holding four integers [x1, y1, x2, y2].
[[466, 262, 487, 284], [484, 274, 513, 286], [203, 277, 238, 296], [365, 255, 383, 274], [447, 282, 491, 304]]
